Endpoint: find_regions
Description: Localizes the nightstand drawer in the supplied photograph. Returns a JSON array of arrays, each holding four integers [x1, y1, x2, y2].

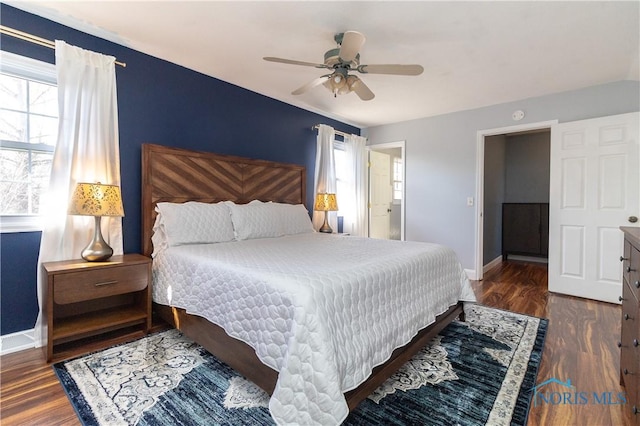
[[54, 263, 148, 304]]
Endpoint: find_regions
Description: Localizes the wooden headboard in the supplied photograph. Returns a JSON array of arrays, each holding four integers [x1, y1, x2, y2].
[[141, 143, 306, 256]]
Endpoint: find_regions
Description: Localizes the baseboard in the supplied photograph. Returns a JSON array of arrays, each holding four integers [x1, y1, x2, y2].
[[507, 255, 548, 264], [483, 256, 503, 274], [464, 268, 478, 281], [0, 328, 35, 356]]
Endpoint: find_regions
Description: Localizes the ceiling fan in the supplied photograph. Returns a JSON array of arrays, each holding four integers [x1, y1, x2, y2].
[[263, 31, 424, 101]]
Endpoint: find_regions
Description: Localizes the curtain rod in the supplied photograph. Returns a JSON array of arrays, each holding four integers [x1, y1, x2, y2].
[[0, 25, 127, 67], [311, 124, 353, 139]]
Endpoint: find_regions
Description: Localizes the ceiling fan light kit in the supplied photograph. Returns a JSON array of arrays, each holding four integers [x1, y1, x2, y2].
[[264, 30, 423, 101]]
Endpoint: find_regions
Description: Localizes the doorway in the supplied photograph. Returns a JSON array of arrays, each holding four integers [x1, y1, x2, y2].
[[484, 130, 551, 265], [474, 121, 557, 280], [368, 141, 405, 240]]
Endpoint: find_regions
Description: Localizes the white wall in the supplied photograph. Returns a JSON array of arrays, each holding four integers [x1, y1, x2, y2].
[[362, 80, 640, 271]]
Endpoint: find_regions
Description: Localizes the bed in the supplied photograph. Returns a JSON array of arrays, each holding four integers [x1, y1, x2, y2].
[[141, 143, 476, 425]]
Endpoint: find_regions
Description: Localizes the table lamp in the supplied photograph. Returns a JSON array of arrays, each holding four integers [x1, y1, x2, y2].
[[68, 182, 124, 261], [314, 193, 338, 233]]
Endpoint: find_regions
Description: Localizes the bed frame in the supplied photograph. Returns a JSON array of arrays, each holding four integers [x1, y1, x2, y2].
[[141, 143, 464, 410]]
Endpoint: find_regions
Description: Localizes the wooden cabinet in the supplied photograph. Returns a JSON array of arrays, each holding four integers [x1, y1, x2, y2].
[[620, 227, 640, 425], [502, 203, 549, 260], [42, 254, 151, 362]]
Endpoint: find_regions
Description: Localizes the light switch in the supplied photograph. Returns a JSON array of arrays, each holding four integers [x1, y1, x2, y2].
[[467, 197, 474, 206]]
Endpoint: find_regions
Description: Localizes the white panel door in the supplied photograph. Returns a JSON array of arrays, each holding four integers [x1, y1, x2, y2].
[[549, 112, 639, 303], [369, 150, 392, 239]]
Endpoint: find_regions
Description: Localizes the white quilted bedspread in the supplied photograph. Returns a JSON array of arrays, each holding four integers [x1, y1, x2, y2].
[[153, 233, 475, 425]]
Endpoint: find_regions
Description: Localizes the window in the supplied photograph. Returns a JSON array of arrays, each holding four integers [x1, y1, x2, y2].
[[0, 51, 58, 232], [393, 156, 403, 202]]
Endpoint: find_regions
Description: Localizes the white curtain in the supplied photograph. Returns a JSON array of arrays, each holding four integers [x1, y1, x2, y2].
[[34, 41, 123, 347], [344, 134, 368, 237], [312, 124, 338, 231]]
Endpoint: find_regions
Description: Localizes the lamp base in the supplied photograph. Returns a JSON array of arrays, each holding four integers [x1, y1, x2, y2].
[[319, 225, 333, 233], [82, 216, 114, 262], [319, 212, 333, 233]]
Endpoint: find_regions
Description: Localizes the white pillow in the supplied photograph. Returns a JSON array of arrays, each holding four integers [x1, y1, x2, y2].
[[228, 201, 313, 240], [277, 203, 315, 235], [151, 213, 169, 258], [228, 201, 283, 240], [155, 201, 235, 247]]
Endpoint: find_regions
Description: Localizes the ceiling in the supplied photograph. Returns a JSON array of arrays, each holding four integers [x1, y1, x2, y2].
[[5, 1, 639, 128]]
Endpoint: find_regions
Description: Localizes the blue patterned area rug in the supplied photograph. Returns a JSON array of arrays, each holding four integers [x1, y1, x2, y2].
[[53, 304, 547, 426]]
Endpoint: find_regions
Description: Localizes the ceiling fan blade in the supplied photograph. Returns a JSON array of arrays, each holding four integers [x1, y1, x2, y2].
[[357, 64, 424, 76], [292, 75, 331, 95], [263, 57, 328, 69], [338, 31, 365, 63], [349, 76, 375, 101]]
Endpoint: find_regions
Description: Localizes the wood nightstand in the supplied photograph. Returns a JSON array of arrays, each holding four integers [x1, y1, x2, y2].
[[42, 254, 152, 362]]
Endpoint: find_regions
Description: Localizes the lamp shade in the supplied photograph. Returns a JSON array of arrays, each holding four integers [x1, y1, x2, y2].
[[68, 182, 124, 217], [314, 193, 338, 212]]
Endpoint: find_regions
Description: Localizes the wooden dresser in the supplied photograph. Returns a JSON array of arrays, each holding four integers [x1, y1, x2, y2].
[[621, 227, 640, 424], [502, 203, 549, 260]]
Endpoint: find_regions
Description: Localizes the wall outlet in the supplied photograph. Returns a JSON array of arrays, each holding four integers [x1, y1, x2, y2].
[[467, 197, 474, 206]]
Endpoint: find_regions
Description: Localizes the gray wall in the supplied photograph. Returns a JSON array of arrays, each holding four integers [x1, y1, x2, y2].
[[504, 132, 550, 203], [362, 80, 640, 272], [483, 135, 506, 263]]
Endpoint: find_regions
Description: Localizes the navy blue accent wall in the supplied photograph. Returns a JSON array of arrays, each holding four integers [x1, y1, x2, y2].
[[1, 232, 41, 334], [0, 4, 359, 335]]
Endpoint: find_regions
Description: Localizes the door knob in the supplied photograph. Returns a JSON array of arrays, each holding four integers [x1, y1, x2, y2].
[[629, 216, 638, 223]]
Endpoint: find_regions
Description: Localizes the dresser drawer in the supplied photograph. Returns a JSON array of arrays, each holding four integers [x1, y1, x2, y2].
[[621, 282, 638, 340], [628, 242, 640, 301], [621, 281, 639, 411], [54, 263, 149, 304], [620, 229, 640, 424]]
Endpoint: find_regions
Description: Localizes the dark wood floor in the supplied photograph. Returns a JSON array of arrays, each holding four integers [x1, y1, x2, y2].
[[0, 260, 634, 425], [472, 260, 632, 426]]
